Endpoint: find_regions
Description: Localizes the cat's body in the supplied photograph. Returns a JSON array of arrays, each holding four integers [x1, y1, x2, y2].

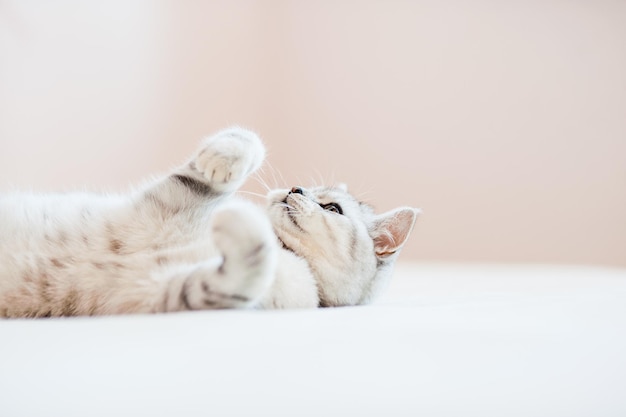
[[0, 128, 419, 318]]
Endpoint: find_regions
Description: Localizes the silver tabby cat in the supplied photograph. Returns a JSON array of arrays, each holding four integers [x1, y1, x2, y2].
[[0, 128, 419, 317]]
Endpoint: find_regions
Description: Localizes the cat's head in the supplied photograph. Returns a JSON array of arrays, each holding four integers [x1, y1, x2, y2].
[[266, 184, 419, 307]]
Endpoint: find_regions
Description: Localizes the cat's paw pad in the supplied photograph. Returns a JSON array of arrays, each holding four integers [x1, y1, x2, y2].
[[211, 201, 277, 293], [194, 127, 265, 191]]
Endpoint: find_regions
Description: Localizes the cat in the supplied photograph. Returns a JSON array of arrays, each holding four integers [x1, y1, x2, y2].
[[0, 127, 419, 318]]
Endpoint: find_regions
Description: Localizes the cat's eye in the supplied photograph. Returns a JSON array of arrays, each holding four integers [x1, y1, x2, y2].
[[321, 203, 343, 215]]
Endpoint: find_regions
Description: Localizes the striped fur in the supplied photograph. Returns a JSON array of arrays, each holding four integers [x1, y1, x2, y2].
[[0, 127, 419, 317]]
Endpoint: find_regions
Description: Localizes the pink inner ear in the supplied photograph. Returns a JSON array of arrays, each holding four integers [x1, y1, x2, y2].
[[373, 208, 418, 257], [374, 233, 397, 257]]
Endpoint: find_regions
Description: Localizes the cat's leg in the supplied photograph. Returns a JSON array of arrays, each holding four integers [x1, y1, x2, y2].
[[157, 200, 277, 311], [141, 127, 265, 208]]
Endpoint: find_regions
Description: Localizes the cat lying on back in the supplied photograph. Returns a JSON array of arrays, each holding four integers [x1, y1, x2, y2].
[[0, 128, 419, 318]]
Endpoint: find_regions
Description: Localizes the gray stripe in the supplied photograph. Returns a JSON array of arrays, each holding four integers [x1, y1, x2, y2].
[[172, 174, 215, 197], [145, 192, 182, 216], [201, 281, 250, 307], [179, 277, 194, 310], [60, 289, 80, 316]]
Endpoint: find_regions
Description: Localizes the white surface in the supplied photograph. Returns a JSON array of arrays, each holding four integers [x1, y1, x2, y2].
[[1, 263, 625, 417]]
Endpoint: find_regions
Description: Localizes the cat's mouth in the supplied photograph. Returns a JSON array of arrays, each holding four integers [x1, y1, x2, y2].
[[280, 194, 311, 232], [270, 194, 305, 254], [283, 203, 304, 232], [283, 193, 312, 212]]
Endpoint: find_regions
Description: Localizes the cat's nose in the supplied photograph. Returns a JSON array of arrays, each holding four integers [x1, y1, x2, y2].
[[290, 186, 304, 195]]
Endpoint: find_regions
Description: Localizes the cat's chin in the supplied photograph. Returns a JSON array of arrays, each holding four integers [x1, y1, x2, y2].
[[266, 191, 309, 234]]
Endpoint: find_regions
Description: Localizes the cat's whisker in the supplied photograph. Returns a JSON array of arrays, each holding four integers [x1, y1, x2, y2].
[[236, 190, 267, 199], [309, 175, 316, 188], [355, 184, 375, 202], [295, 174, 306, 189], [277, 203, 296, 212], [255, 164, 268, 180], [256, 164, 273, 189], [329, 168, 337, 189], [313, 168, 325, 188], [276, 203, 303, 216], [1, 126, 418, 318], [273, 163, 288, 188], [251, 172, 271, 193], [264, 161, 283, 189]]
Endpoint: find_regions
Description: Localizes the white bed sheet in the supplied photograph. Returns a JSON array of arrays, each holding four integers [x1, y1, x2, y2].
[[1, 262, 625, 417]]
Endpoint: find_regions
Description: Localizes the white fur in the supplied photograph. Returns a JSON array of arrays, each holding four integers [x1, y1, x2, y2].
[[0, 127, 419, 317]]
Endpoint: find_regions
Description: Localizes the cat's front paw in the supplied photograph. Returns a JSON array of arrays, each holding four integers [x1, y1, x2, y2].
[[210, 200, 277, 300], [194, 127, 265, 192]]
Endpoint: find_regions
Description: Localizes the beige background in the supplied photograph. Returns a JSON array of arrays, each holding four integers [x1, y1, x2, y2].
[[1, 1, 625, 267]]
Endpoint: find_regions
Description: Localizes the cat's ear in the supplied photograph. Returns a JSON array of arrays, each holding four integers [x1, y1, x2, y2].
[[371, 207, 420, 258]]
